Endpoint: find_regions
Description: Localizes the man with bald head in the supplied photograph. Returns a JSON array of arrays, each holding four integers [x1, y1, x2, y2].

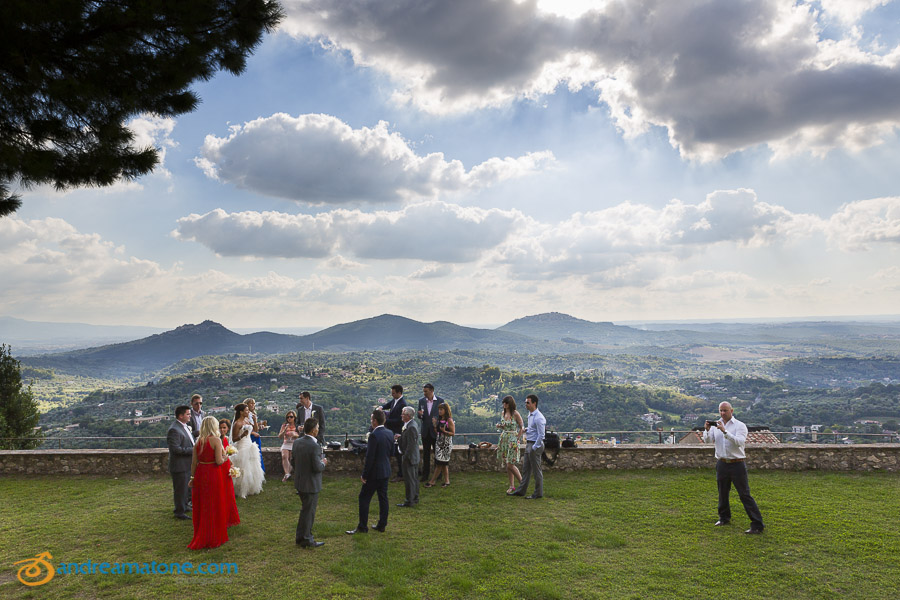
[[703, 401, 765, 534]]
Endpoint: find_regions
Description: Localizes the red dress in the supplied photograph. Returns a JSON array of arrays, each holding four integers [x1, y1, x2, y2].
[[188, 438, 230, 550], [221, 437, 240, 527]]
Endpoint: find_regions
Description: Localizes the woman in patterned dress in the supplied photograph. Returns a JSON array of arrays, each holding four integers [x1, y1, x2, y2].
[[425, 402, 454, 488], [495, 395, 524, 494]]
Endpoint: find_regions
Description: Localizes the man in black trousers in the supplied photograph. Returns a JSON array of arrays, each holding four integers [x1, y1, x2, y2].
[[703, 401, 765, 534], [346, 409, 393, 534], [294, 418, 327, 548], [381, 384, 407, 482]]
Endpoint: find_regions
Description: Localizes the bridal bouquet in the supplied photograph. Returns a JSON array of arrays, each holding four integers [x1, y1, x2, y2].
[[226, 446, 237, 456], [229, 466, 241, 479]]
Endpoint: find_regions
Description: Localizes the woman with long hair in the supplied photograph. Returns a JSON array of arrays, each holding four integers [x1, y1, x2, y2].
[[230, 403, 265, 498], [278, 410, 300, 482], [495, 395, 524, 494], [245, 398, 266, 474], [188, 416, 230, 549], [425, 402, 454, 488]]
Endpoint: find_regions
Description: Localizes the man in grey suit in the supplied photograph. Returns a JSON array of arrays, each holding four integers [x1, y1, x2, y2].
[[296, 391, 326, 445], [395, 406, 420, 507], [293, 417, 328, 548], [167, 405, 194, 519]]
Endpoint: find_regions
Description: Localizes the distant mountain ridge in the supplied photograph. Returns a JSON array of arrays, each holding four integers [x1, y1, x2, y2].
[[16, 312, 900, 378], [20, 315, 541, 376], [499, 312, 649, 344]]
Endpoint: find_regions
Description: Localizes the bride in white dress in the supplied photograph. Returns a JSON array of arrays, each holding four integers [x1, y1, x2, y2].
[[231, 403, 265, 498]]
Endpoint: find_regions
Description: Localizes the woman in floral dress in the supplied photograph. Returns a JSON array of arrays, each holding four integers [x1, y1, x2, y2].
[[496, 395, 524, 494], [425, 403, 454, 488]]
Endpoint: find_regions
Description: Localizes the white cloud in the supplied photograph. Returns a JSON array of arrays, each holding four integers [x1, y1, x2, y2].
[[818, 0, 891, 24], [323, 255, 364, 270], [195, 113, 554, 203], [491, 188, 818, 282], [173, 201, 526, 262], [172, 209, 338, 258], [0, 216, 407, 325], [128, 115, 177, 179], [280, 0, 900, 159], [410, 263, 455, 279], [824, 196, 900, 250]]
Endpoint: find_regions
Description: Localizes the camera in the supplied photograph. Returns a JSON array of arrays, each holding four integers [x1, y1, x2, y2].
[[706, 420, 719, 427]]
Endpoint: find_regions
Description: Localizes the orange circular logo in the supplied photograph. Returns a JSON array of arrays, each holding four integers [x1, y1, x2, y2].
[[14, 552, 55, 586]]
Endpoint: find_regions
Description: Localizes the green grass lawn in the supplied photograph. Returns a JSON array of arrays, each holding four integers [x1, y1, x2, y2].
[[2, 469, 898, 599]]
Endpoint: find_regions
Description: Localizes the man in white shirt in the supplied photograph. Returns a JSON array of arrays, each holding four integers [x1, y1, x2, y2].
[[188, 394, 204, 439], [508, 394, 546, 499], [703, 401, 765, 534]]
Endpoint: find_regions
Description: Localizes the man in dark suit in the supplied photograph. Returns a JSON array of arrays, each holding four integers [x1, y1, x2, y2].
[[188, 394, 204, 439], [346, 410, 393, 534], [417, 383, 443, 482], [381, 384, 407, 482], [295, 391, 325, 445], [293, 417, 328, 548], [167, 405, 194, 519], [396, 406, 420, 507]]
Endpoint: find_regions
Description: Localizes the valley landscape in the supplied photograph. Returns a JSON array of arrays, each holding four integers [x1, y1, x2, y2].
[[7, 312, 900, 449]]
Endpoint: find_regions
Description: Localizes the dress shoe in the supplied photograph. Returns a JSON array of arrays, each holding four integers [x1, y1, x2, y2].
[[397, 502, 413, 507], [744, 528, 763, 535], [298, 541, 325, 548], [714, 520, 730, 526], [525, 494, 542, 499], [371, 524, 386, 532], [345, 528, 367, 535], [175, 514, 190, 520]]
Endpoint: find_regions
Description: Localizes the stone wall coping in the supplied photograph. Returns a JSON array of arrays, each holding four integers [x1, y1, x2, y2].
[[3, 444, 900, 476]]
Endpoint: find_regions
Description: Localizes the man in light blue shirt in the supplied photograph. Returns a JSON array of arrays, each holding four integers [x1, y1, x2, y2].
[[508, 394, 546, 499]]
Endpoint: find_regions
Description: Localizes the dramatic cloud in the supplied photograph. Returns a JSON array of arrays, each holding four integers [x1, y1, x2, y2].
[[281, 0, 900, 159], [196, 113, 554, 203], [173, 201, 526, 262]]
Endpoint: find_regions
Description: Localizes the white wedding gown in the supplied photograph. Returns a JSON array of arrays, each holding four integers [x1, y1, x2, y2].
[[231, 425, 265, 498]]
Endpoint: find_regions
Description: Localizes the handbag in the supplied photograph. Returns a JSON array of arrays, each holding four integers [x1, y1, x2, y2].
[[542, 430, 560, 466], [348, 439, 367, 455]]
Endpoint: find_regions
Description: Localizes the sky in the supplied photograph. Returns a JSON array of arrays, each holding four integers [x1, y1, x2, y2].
[[4, 0, 900, 329]]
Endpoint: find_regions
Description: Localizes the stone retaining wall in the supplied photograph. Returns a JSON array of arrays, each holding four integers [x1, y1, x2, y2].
[[2, 444, 900, 476]]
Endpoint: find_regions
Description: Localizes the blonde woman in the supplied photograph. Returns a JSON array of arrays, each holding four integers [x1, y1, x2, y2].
[[278, 410, 300, 482], [188, 416, 229, 549], [246, 397, 265, 474]]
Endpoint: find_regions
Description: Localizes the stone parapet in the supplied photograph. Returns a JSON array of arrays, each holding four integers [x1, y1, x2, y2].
[[1, 444, 899, 477]]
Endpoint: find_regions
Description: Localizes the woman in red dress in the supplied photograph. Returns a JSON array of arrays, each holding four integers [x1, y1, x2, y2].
[[188, 416, 229, 549], [219, 419, 241, 528]]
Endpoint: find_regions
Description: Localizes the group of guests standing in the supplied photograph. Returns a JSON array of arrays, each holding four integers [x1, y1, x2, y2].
[[167, 394, 272, 549]]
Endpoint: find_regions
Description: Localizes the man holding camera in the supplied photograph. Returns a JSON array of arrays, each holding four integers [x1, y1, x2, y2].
[[703, 401, 764, 534]]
